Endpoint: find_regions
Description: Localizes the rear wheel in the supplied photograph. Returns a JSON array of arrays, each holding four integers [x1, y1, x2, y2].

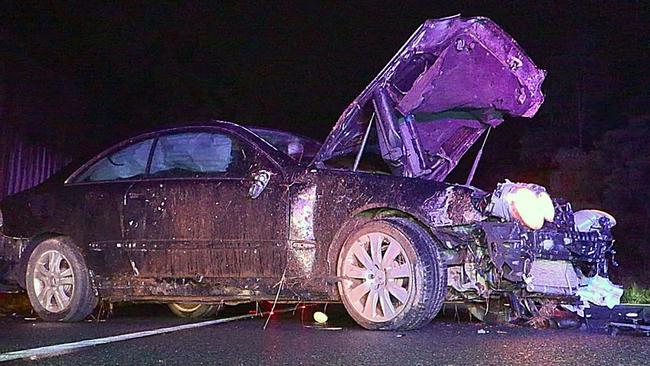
[[168, 303, 221, 318], [25, 237, 97, 322], [337, 218, 446, 330]]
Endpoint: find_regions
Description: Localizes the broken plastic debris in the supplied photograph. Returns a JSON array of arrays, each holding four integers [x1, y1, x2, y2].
[[576, 275, 623, 309]]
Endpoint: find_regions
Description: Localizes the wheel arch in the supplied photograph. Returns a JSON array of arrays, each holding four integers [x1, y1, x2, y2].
[[17, 232, 74, 288], [325, 206, 445, 276]]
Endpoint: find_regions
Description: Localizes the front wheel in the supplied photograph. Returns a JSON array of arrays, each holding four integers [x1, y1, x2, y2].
[[25, 237, 98, 322], [168, 303, 221, 318], [337, 218, 447, 330]]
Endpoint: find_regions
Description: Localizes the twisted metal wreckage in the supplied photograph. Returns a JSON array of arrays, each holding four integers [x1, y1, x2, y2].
[[0, 15, 622, 328], [313, 14, 622, 322]]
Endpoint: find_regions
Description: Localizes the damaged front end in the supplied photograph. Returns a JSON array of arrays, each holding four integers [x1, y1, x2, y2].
[[445, 180, 622, 324], [313, 14, 622, 324]]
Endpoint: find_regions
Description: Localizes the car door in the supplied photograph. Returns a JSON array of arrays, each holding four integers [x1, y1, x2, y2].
[[64, 137, 156, 277], [122, 129, 289, 291]]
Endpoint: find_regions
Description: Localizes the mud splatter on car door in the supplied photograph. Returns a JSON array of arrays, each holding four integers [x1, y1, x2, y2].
[[121, 129, 290, 291]]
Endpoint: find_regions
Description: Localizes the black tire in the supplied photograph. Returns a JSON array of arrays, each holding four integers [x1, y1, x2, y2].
[[25, 237, 98, 322], [337, 218, 447, 330], [168, 303, 222, 318]]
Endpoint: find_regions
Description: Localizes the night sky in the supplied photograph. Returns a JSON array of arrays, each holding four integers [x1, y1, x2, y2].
[[1, 2, 648, 162]]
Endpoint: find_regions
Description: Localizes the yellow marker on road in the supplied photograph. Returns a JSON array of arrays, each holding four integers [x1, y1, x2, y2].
[[313, 311, 328, 324]]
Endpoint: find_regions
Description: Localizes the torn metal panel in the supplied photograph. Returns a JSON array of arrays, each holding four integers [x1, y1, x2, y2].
[[480, 221, 531, 283], [447, 263, 488, 296], [421, 186, 485, 226]]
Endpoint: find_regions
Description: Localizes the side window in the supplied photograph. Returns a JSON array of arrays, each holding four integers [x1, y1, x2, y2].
[[76, 139, 154, 182], [149, 132, 252, 178]]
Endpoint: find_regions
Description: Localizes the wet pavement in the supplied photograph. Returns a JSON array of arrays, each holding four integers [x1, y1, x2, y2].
[[0, 303, 648, 365]]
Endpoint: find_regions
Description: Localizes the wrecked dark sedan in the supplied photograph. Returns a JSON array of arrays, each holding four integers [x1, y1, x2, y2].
[[0, 15, 621, 330]]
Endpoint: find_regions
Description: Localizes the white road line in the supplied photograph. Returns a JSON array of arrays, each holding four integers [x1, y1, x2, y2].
[[0, 309, 293, 362]]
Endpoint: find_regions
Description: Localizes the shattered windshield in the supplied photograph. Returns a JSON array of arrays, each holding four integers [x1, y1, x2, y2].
[[251, 128, 321, 164]]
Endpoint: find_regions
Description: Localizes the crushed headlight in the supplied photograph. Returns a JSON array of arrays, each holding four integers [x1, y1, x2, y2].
[[487, 180, 555, 230]]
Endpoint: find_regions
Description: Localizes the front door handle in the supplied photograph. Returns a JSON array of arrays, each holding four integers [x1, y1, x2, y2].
[[248, 170, 272, 199]]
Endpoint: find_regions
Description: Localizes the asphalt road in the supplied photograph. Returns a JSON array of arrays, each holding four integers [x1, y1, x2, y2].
[[0, 303, 648, 366]]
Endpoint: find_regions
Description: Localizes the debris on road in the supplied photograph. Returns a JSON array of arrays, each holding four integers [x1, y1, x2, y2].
[[313, 311, 328, 324], [302, 325, 342, 331], [606, 305, 650, 336]]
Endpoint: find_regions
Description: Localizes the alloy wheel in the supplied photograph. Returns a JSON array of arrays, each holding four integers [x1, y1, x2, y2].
[[32, 250, 75, 313], [339, 232, 413, 322]]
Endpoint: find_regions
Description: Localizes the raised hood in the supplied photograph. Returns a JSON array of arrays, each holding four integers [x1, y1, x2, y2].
[[314, 15, 546, 180]]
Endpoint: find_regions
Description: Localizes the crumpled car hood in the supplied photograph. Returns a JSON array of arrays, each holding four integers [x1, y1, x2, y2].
[[315, 15, 546, 180]]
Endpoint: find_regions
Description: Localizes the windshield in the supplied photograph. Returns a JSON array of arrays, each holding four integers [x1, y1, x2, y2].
[[251, 128, 321, 164]]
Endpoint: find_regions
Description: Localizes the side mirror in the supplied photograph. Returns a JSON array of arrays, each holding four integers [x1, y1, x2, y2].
[[248, 170, 272, 199]]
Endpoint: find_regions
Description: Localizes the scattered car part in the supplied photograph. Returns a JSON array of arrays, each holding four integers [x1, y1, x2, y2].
[[576, 275, 624, 309], [607, 305, 650, 336], [313, 311, 328, 324]]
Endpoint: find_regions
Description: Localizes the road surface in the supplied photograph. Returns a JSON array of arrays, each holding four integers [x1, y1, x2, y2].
[[0, 303, 648, 365]]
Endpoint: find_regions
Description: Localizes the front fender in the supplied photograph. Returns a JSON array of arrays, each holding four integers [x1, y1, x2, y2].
[[417, 185, 486, 227]]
